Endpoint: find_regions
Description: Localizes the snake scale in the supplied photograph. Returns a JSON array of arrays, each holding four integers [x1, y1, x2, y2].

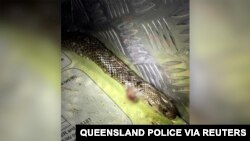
[[62, 35, 178, 119]]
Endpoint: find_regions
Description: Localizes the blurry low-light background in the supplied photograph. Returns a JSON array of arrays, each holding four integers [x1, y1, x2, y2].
[[191, 0, 250, 124], [0, 0, 60, 141]]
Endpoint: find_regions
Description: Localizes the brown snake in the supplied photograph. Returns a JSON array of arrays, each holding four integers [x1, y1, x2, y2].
[[62, 35, 178, 119]]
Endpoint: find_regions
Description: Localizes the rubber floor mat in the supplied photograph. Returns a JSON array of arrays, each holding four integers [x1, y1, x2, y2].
[[62, 0, 189, 122]]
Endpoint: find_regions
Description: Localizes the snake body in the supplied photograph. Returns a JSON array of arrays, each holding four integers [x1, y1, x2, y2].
[[62, 35, 177, 119]]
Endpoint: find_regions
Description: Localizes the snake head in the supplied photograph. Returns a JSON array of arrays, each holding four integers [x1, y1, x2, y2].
[[159, 95, 178, 119], [137, 82, 178, 119]]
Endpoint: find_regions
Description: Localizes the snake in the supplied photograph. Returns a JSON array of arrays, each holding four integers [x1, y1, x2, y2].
[[62, 35, 178, 119]]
